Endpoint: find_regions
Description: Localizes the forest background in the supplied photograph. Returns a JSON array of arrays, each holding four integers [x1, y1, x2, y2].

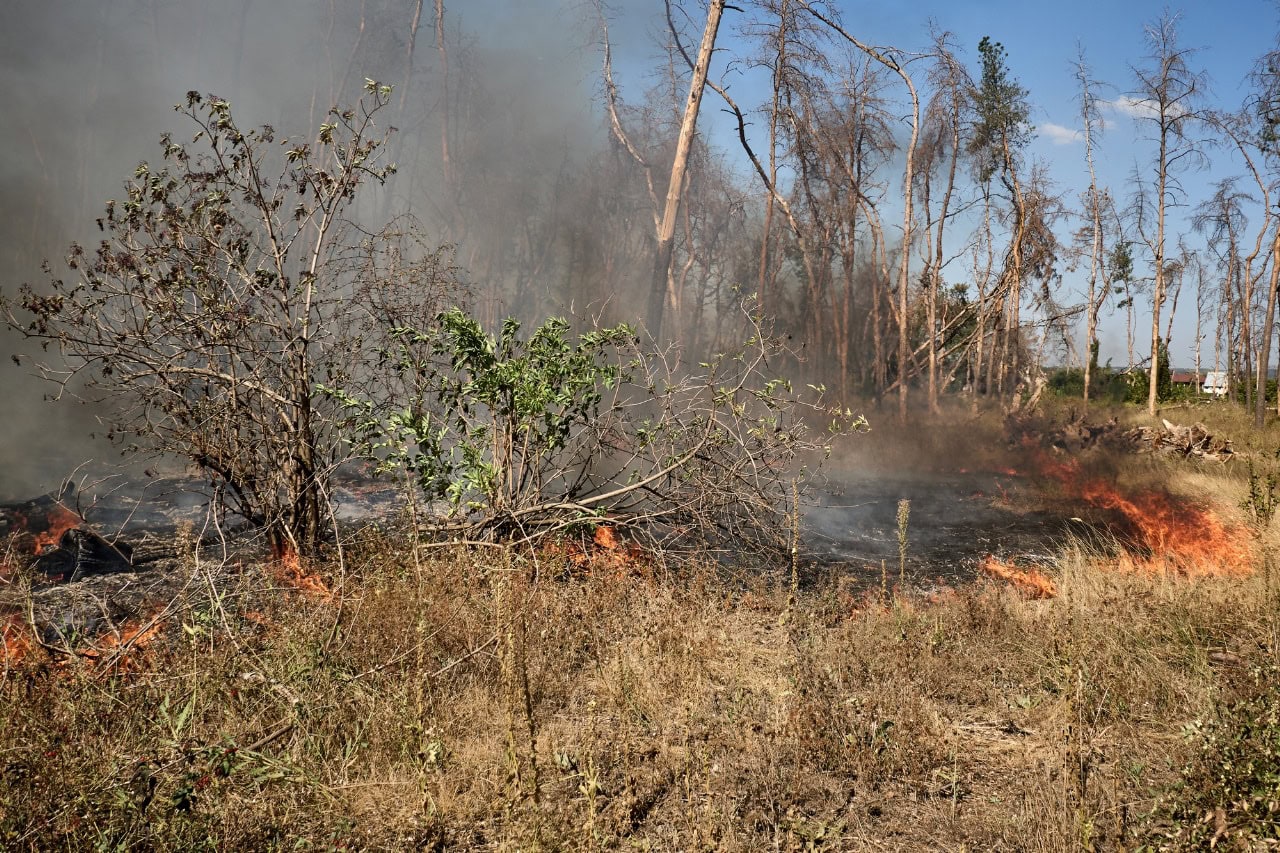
[[3, 0, 1279, 495]]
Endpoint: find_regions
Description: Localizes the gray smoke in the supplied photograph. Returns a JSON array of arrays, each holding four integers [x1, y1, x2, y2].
[[0, 0, 647, 499]]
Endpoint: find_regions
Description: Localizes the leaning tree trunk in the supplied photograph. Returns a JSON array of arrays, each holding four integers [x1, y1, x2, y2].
[[648, 0, 726, 341]]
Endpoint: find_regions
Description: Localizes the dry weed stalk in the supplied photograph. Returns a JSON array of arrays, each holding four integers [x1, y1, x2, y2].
[[897, 497, 911, 586]]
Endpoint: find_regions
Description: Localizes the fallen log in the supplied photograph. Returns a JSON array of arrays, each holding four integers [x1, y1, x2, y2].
[[1, 488, 136, 584], [33, 528, 134, 583]]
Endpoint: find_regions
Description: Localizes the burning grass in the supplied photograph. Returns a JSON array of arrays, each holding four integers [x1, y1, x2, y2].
[[1, 614, 32, 667], [3, 406, 1279, 848], [269, 546, 334, 601], [2, 522, 1276, 850], [0, 502, 83, 582], [1030, 450, 1254, 577], [978, 555, 1058, 599]]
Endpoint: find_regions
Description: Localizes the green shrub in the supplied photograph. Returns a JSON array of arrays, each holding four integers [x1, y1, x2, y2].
[[327, 307, 863, 555], [1045, 365, 1133, 405], [1048, 367, 1085, 398], [1149, 663, 1280, 848]]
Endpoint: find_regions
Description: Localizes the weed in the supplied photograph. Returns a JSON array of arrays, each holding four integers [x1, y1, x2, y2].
[[1241, 452, 1280, 530], [896, 498, 911, 586], [1147, 662, 1280, 849]]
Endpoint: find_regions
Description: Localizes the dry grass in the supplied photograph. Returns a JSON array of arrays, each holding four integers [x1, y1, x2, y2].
[[3, 411, 1279, 850]]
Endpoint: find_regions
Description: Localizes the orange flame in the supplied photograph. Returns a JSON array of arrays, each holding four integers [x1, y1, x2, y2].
[[979, 555, 1058, 599], [270, 547, 334, 601], [548, 525, 648, 578], [79, 616, 163, 672], [1, 503, 85, 580], [1, 616, 32, 665], [2, 611, 163, 673], [1033, 453, 1252, 576], [31, 504, 82, 554]]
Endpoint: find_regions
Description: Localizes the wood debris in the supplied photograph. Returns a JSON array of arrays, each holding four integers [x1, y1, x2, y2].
[[1052, 416, 1120, 452], [1005, 412, 1122, 452], [1123, 419, 1233, 462]]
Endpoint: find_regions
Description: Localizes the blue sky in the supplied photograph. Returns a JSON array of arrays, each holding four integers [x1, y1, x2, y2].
[[838, 1, 1274, 368], [899, 0, 1279, 367]]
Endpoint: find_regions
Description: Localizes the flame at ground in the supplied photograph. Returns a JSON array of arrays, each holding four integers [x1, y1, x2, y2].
[[2, 615, 32, 665], [979, 556, 1058, 599], [2, 611, 162, 671], [2, 502, 86, 581], [547, 525, 648, 577], [79, 617, 163, 670], [1033, 452, 1252, 577], [271, 547, 334, 601], [31, 504, 82, 554]]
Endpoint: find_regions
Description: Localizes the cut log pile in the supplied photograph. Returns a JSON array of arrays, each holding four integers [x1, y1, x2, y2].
[[1123, 419, 1233, 462], [1006, 413, 1124, 452]]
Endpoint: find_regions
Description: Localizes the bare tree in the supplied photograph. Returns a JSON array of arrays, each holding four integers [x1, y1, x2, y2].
[[594, 0, 730, 344], [1241, 42, 1280, 424], [6, 84, 462, 558], [1193, 179, 1251, 403], [652, 1, 727, 341], [1130, 11, 1207, 415], [969, 36, 1033, 401], [744, 0, 801, 318], [793, 0, 921, 420], [1074, 48, 1111, 405], [918, 29, 971, 411], [1190, 250, 1210, 381]]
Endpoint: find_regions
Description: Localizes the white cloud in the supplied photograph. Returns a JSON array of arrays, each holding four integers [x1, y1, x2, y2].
[[1041, 122, 1083, 145], [1103, 95, 1160, 120]]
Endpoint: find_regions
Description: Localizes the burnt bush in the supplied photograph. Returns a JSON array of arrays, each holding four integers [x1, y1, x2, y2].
[[6, 82, 464, 556]]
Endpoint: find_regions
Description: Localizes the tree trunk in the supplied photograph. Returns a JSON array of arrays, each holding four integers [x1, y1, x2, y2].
[[1147, 127, 1168, 417], [648, 0, 726, 341], [1256, 234, 1280, 427]]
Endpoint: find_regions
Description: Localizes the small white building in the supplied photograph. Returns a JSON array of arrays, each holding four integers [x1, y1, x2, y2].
[[1201, 371, 1228, 397]]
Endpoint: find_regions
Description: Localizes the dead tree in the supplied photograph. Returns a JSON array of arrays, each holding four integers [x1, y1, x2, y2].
[[6, 85, 463, 557], [919, 30, 971, 411], [1192, 179, 1250, 404], [596, 0, 729, 344], [1241, 45, 1280, 424], [794, 0, 921, 420], [1074, 49, 1111, 406], [650, 0, 728, 341], [1131, 11, 1207, 416], [969, 36, 1033, 402]]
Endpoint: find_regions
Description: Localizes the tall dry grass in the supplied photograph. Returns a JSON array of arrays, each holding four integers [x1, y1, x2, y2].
[[2, 520, 1276, 849], [3, 403, 1279, 849]]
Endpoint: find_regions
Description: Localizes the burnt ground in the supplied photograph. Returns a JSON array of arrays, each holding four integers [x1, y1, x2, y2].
[[805, 468, 1076, 589], [3, 446, 1138, 648]]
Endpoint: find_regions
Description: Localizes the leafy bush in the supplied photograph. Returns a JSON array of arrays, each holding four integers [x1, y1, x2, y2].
[[1047, 367, 1085, 398], [6, 83, 464, 556], [329, 307, 863, 557], [330, 310, 635, 527], [1046, 365, 1132, 404]]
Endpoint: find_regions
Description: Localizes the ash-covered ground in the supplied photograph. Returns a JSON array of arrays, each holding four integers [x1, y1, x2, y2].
[[4, 414, 1143, 651], [806, 468, 1074, 586]]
